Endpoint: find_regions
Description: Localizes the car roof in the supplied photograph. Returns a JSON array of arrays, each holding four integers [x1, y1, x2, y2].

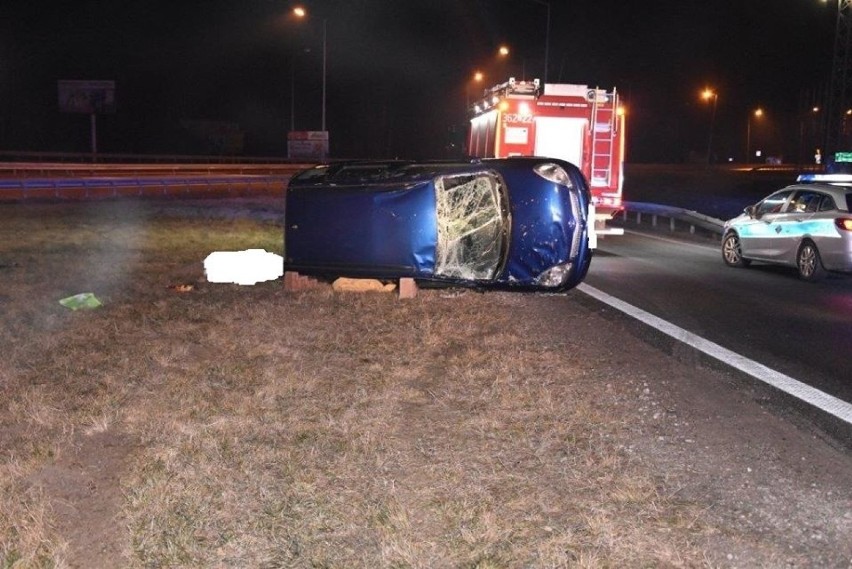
[[779, 182, 852, 199]]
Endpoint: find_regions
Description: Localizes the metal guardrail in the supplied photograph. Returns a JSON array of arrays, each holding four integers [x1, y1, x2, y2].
[[615, 201, 725, 236], [0, 175, 291, 190], [0, 162, 311, 178], [0, 175, 294, 201], [0, 150, 307, 165]]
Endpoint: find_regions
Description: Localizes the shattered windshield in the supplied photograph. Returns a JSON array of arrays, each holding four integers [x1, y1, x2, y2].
[[434, 172, 507, 280]]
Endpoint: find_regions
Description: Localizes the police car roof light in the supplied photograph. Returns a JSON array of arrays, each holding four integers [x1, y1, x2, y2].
[[796, 173, 852, 183]]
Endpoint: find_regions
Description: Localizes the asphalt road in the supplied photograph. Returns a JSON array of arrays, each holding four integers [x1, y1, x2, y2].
[[585, 229, 852, 407]]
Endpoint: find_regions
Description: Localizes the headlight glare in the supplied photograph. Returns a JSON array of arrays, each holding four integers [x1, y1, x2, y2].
[[533, 163, 572, 187], [535, 262, 573, 287]]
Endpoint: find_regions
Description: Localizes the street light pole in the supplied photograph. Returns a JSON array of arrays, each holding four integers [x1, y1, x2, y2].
[[746, 108, 763, 164], [322, 17, 327, 133], [702, 88, 718, 164], [746, 116, 751, 165], [544, 1, 550, 84], [291, 6, 307, 135], [291, 58, 296, 132], [497, 45, 510, 79], [293, 7, 327, 134], [526, 0, 550, 84], [466, 70, 484, 109]]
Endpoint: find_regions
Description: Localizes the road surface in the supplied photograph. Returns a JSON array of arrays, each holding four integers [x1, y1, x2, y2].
[[586, 229, 852, 408]]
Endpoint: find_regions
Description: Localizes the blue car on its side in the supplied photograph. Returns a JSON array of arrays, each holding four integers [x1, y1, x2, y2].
[[284, 157, 595, 292]]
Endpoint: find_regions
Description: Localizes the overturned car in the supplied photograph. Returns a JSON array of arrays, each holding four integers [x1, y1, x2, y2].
[[284, 157, 595, 292]]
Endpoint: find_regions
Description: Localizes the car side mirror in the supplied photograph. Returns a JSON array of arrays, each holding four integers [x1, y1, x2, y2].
[[745, 205, 757, 218]]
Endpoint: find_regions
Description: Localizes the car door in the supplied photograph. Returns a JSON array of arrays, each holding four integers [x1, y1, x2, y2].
[[805, 192, 845, 269], [738, 189, 794, 259], [769, 189, 822, 263]]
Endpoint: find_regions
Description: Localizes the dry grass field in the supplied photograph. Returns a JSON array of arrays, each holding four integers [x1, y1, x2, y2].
[[1, 200, 851, 568]]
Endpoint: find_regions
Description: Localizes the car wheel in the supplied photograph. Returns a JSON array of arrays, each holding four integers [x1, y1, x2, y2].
[[722, 232, 750, 267], [796, 241, 826, 282]]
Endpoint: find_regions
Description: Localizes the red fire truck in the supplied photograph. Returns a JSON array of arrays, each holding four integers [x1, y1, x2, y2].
[[467, 78, 626, 235]]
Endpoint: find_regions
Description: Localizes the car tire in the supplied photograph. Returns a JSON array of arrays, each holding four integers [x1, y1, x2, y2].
[[722, 232, 750, 267], [796, 241, 826, 282]]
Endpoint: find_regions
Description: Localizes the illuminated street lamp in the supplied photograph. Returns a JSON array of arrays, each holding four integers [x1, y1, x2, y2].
[[746, 107, 764, 164], [290, 7, 306, 132], [466, 70, 485, 109], [799, 105, 823, 165], [702, 88, 718, 164], [494, 45, 511, 81]]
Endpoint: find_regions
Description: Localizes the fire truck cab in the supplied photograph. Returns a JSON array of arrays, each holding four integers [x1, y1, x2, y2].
[[468, 78, 625, 236]]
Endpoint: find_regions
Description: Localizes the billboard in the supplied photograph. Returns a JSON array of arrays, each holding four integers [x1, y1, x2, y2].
[[288, 131, 329, 160], [58, 80, 116, 114]]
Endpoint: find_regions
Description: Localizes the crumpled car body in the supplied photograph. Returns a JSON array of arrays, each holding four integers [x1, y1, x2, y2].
[[284, 157, 594, 292]]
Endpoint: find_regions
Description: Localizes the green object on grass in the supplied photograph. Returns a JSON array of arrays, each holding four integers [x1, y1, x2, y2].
[[59, 292, 102, 310]]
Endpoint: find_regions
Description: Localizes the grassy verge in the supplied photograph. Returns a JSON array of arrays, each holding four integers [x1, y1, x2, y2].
[[0, 201, 709, 567]]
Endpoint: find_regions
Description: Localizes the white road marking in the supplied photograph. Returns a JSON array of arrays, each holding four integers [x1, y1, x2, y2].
[[578, 283, 852, 426]]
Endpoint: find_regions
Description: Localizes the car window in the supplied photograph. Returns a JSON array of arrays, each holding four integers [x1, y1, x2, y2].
[[434, 172, 507, 280], [291, 166, 330, 183], [788, 190, 823, 213], [819, 194, 838, 212], [845, 193, 852, 212], [329, 165, 397, 182], [756, 190, 793, 215]]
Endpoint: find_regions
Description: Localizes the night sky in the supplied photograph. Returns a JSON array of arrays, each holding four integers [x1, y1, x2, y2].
[[0, 0, 838, 162]]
